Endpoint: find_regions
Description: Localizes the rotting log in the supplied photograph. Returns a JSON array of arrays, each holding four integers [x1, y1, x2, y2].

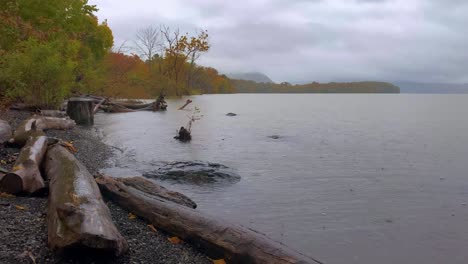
[[0, 120, 12, 144], [44, 145, 128, 255], [96, 175, 321, 264], [11, 115, 75, 146], [67, 97, 94, 126], [0, 135, 48, 194], [115, 176, 197, 208]]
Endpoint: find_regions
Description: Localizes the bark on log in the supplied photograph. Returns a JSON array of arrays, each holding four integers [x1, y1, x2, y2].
[[0, 135, 48, 194], [67, 98, 94, 126], [96, 175, 320, 264], [116, 176, 197, 208], [44, 145, 128, 255], [0, 120, 12, 144], [12, 116, 75, 146]]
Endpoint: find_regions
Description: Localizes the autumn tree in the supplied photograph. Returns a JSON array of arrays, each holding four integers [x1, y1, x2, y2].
[[160, 26, 210, 95], [0, 0, 113, 108]]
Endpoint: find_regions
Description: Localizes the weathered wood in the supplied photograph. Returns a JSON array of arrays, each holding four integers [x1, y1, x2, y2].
[[178, 99, 193, 110], [113, 102, 153, 110], [101, 103, 136, 113], [11, 118, 46, 146], [44, 145, 128, 255], [0, 135, 48, 194], [96, 175, 320, 264], [0, 120, 12, 144], [11, 115, 75, 146], [116, 176, 197, 208], [40, 110, 67, 118], [67, 98, 94, 126], [93, 98, 107, 114]]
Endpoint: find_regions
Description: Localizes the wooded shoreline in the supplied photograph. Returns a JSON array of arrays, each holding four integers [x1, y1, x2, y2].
[[0, 106, 321, 264]]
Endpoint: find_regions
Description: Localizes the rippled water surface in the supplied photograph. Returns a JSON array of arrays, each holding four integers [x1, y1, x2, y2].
[[96, 94, 468, 264]]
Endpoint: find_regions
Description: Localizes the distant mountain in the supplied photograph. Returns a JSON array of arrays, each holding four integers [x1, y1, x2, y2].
[[395, 82, 468, 94], [227, 72, 273, 83]]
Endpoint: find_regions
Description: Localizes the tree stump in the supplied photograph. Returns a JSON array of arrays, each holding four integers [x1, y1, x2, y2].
[[67, 98, 94, 126]]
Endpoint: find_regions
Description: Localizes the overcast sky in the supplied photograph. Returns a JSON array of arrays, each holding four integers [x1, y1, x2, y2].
[[89, 0, 468, 83]]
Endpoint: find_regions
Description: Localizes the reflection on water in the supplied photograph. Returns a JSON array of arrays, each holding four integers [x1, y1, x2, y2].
[[96, 94, 468, 264]]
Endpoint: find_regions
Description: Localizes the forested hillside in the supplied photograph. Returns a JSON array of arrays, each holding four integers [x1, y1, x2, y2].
[[231, 80, 400, 93]]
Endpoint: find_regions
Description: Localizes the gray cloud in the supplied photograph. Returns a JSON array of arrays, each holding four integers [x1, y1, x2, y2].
[[90, 0, 468, 83]]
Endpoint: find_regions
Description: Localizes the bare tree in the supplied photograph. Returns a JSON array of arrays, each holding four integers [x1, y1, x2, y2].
[[134, 26, 162, 63], [112, 40, 131, 54]]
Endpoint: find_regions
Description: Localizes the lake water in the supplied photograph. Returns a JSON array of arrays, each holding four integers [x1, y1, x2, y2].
[[95, 94, 468, 264]]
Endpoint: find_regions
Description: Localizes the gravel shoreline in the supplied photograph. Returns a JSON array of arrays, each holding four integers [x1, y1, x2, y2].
[[0, 110, 211, 264]]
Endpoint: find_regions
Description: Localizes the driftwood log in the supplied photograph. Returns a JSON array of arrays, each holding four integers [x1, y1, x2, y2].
[[115, 176, 197, 208], [114, 102, 153, 110], [67, 98, 94, 126], [96, 175, 320, 264], [12, 115, 75, 146], [44, 145, 128, 255], [100, 103, 136, 113], [40, 110, 67, 118], [0, 135, 48, 194], [0, 120, 12, 144], [178, 99, 193, 110]]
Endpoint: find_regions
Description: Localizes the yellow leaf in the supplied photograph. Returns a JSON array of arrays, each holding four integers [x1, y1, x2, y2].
[[12, 165, 23, 171], [0, 160, 6, 164], [15, 205, 26, 210], [0, 192, 15, 198], [212, 259, 226, 264], [168, 236, 182, 244], [148, 224, 157, 233], [128, 213, 137, 219]]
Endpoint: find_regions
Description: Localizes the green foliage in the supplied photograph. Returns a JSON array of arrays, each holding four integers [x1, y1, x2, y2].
[[0, 0, 113, 107], [0, 39, 78, 108]]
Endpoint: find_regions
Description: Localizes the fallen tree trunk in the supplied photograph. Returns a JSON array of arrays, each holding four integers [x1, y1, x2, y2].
[[113, 102, 153, 110], [116, 176, 197, 208], [40, 110, 67, 118], [44, 145, 128, 255], [11, 115, 75, 146], [100, 103, 136, 113], [0, 135, 48, 194], [96, 175, 320, 264], [9, 103, 39, 112]]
